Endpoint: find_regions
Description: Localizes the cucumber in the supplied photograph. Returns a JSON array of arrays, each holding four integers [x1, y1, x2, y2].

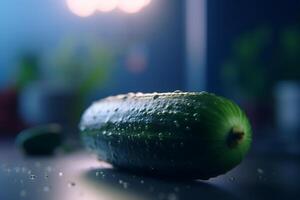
[[80, 92, 252, 179], [16, 124, 63, 155]]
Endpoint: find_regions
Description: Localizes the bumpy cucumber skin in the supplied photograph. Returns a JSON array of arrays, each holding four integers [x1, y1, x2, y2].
[[80, 92, 252, 179]]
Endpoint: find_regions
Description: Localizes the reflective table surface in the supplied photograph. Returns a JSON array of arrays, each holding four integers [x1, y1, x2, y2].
[[1, 140, 299, 200]]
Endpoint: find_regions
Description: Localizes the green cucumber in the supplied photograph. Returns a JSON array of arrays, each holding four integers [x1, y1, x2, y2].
[[80, 92, 252, 179]]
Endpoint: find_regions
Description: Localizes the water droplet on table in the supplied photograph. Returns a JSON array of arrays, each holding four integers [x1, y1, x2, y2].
[[257, 168, 264, 174], [46, 166, 52, 172], [68, 181, 76, 188], [29, 174, 36, 180], [123, 182, 129, 189], [43, 186, 50, 192], [20, 189, 26, 197]]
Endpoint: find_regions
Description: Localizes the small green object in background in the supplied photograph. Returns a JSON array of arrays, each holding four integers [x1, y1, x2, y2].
[[16, 124, 63, 156], [16, 53, 40, 91], [80, 92, 252, 180]]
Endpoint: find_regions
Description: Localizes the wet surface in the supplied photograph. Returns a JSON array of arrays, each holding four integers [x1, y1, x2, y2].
[[0, 140, 300, 200]]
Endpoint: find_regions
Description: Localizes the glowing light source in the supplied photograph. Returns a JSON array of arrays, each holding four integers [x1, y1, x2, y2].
[[96, 0, 118, 12], [143, 0, 152, 7], [66, 0, 152, 16], [118, 0, 151, 14], [66, 0, 97, 17]]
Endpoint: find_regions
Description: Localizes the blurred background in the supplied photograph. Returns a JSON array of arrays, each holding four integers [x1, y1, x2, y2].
[[1, 0, 300, 152], [0, 0, 300, 199]]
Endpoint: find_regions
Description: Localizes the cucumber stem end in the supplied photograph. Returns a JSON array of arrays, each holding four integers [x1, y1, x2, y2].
[[227, 126, 245, 148]]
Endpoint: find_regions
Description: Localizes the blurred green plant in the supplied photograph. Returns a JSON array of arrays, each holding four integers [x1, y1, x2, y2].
[[16, 53, 39, 90], [221, 27, 271, 101], [278, 27, 300, 80], [221, 25, 300, 102], [46, 35, 115, 122], [47, 36, 114, 95]]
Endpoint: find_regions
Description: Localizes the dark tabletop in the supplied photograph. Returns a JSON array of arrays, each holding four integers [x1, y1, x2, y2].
[[0, 140, 299, 200]]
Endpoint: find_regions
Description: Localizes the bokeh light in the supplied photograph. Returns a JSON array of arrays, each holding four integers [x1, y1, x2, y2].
[[66, 0, 97, 17], [96, 0, 118, 12], [66, 0, 152, 16], [118, 0, 151, 14]]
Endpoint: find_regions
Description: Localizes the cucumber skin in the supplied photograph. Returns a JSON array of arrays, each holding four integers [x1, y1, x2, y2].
[[80, 92, 252, 179]]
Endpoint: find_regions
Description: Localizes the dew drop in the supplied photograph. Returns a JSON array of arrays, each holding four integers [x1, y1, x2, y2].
[[153, 95, 159, 100], [59, 172, 63, 177], [20, 189, 26, 197], [174, 90, 182, 93], [174, 120, 180, 128], [68, 181, 76, 188], [43, 186, 50, 192], [29, 174, 36, 180]]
